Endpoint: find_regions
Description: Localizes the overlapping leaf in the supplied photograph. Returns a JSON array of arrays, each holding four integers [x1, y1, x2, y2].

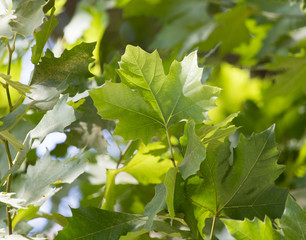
[[185, 126, 288, 234], [90, 45, 220, 144], [279, 195, 306, 240], [16, 150, 86, 206], [222, 217, 284, 240]]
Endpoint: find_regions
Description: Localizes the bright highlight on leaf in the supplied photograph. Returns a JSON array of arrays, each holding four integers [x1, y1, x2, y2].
[[90, 45, 220, 144]]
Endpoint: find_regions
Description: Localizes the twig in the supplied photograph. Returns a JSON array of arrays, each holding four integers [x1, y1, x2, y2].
[[166, 129, 176, 167], [116, 140, 133, 168]]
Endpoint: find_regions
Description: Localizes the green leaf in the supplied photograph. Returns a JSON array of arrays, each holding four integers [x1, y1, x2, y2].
[[179, 121, 206, 180], [16, 150, 86, 206], [121, 142, 173, 184], [0, 130, 24, 151], [185, 126, 288, 232], [0, 192, 25, 209], [90, 45, 220, 144], [0, 4, 15, 39], [31, 7, 58, 64], [199, 5, 251, 56], [9, 0, 46, 38], [222, 217, 284, 240], [279, 195, 306, 240], [164, 167, 178, 220], [0, 104, 28, 131], [55, 208, 147, 240], [102, 142, 172, 210], [143, 184, 167, 230], [31, 42, 95, 86], [199, 113, 239, 150], [0, 73, 31, 96], [0, 95, 76, 186]]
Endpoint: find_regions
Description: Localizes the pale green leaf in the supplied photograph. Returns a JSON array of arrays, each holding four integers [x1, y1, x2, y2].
[[16, 150, 86, 206], [0, 130, 24, 151], [279, 195, 306, 240], [0, 7, 15, 39], [222, 217, 284, 240], [90, 45, 220, 144], [0, 73, 31, 95], [0, 192, 25, 209], [0, 95, 76, 186], [9, 0, 46, 38], [31, 7, 58, 64], [179, 121, 206, 180], [185, 126, 288, 232]]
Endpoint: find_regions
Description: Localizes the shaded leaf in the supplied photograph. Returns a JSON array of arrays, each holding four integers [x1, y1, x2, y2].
[[0, 130, 24, 151], [143, 184, 167, 230], [90, 45, 220, 144], [185, 126, 288, 233], [31, 7, 58, 64], [179, 121, 206, 180], [164, 167, 178, 220], [222, 217, 284, 240], [55, 208, 147, 240], [279, 195, 306, 240]]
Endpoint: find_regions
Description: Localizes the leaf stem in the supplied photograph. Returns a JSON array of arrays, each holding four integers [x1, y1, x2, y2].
[[3, 33, 17, 235], [166, 129, 176, 167], [210, 216, 216, 240]]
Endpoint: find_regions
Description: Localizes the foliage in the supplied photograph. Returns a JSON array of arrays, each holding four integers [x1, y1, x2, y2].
[[0, 0, 305, 239]]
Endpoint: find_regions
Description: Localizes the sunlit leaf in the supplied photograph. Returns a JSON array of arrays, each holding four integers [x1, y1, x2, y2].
[[90, 45, 220, 144], [222, 217, 284, 240], [0, 192, 25, 209], [16, 150, 86, 206], [9, 0, 46, 38]]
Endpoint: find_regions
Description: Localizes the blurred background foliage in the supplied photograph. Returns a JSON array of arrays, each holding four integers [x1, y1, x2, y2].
[[0, 0, 306, 237]]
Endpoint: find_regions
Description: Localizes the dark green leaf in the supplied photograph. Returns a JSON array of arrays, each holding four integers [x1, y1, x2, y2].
[[185, 126, 288, 233], [31, 7, 58, 64], [55, 208, 147, 240], [179, 121, 206, 180], [279, 195, 306, 240]]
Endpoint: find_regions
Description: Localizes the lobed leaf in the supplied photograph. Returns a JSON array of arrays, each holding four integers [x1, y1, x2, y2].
[[185, 126, 288, 233], [90, 45, 220, 144]]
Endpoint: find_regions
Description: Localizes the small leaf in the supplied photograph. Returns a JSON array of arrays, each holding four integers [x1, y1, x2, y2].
[[55, 208, 147, 240], [0, 73, 31, 96], [222, 217, 284, 240], [0, 130, 24, 151], [179, 121, 206, 180], [31, 7, 58, 64], [143, 184, 167, 230], [279, 195, 306, 240], [164, 167, 178, 220], [0, 192, 25, 209]]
